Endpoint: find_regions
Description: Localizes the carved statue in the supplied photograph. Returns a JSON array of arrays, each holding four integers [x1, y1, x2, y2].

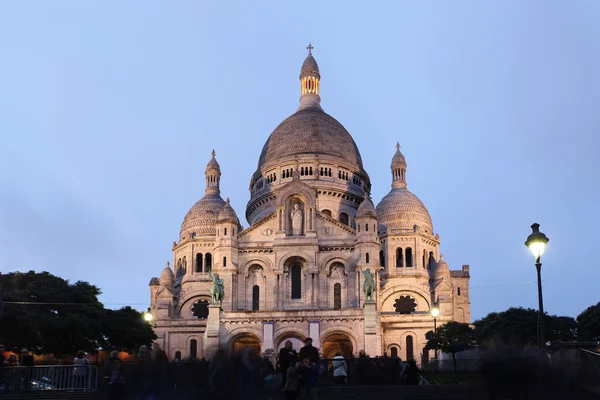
[[290, 204, 303, 236], [362, 268, 375, 301], [208, 270, 224, 305]]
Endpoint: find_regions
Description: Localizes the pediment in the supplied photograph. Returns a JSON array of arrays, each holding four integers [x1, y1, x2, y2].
[[238, 212, 278, 242], [316, 212, 356, 238], [155, 286, 174, 299]]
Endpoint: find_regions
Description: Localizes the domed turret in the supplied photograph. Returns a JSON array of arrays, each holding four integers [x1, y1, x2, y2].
[[433, 254, 451, 281], [218, 198, 241, 227], [376, 143, 434, 234], [357, 196, 377, 218], [180, 151, 226, 239], [298, 43, 321, 111], [159, 261, 175, 287]]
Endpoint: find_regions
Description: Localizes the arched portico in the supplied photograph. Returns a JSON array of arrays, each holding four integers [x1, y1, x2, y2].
[[321, 330, 355, 359]]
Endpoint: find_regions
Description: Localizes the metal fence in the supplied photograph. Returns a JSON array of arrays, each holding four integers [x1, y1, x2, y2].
[[0, 365, 98, 392], [579, 349, 600, 387]]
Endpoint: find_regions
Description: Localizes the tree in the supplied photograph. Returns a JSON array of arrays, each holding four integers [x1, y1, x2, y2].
[[577, 301, 600, 341], [473, 307, 577, 347], [425, 321, 477, 371], [0, 271, 155, 356], [102, 307, 156, 353]]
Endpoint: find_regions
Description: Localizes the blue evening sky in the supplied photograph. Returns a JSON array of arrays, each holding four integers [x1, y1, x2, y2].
[[1, 1, 599, 321]]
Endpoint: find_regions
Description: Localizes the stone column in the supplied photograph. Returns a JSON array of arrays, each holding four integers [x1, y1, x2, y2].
[[363, 300, 381, 357], [261, 322, 275, 353], [203, 304, 222, 359]]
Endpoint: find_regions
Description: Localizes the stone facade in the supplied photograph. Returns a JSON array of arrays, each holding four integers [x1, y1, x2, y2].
[[148, 47, 471, 363]]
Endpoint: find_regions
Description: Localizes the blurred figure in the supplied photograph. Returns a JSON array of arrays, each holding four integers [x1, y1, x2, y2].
[[208, 348, 234, 400], [403, 359, 419, 385], [283, 361, 300, 400], [278, 341, 297, 389], [299, 358, 319, 400], [299, 338, 320, 364], [20, 349, 34, 366], [332, 353, 347, 384], [73, 351, 90, 390], [6, 354, 19, 366], [235, 348, 261, 400], [107, 359, 125, 400]]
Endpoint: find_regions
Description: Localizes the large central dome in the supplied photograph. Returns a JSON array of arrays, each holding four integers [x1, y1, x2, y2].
[[257, 105, 364, 170]]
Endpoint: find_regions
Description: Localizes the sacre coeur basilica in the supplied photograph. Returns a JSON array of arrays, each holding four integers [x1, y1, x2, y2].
[[148, 46, 471, 363]]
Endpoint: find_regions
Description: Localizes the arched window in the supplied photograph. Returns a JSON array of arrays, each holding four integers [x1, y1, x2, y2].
[[366, 253, 370, 264], [396, 248, 404, 268], [457, 287, 461, 296], [365, 223, 369, 232], [223, 256, 227, 267], [182, 257, 187, 275], [334, 283, 341, 310], [321, 209, 332, 217], [224, 228, 227, 236], [423, 250, 427, 270], [406, 336, 414, 361], [405, 248, 413, 267], [205, 253, 212, 272], [291, 265, 302, 299], [252, 285, 260, 310], [379, 250, 385, 267], [196, 253, 203, 272], [190, 339, 197, 360], [358, 224, 360, 232], [428, 251, 434, 270], [390, 347, 398, 358], [339, 212, 349, 226]]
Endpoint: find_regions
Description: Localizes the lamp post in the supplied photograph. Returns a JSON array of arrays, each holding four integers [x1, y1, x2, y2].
[[525, 223, 549, 348], [430, 304, 440, 359]]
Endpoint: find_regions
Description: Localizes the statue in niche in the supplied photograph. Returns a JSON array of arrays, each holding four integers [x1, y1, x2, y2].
[[290, 203, 303, 236]]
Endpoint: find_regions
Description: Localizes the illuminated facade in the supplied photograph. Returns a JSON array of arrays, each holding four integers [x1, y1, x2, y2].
[[149, 46, 471, 362]]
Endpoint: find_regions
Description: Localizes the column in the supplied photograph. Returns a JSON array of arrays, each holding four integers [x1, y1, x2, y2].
[[309, 321, 321, 349], [261, 322, 275, 353]]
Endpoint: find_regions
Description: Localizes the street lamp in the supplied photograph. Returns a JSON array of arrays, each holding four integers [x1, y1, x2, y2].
[[525, 223, 549, 348], [143, 308, 153, 322], [430, 303, 440, 359]]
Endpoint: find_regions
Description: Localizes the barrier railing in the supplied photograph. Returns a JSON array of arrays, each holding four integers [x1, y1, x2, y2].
[[579, 348, 600, 387], [0, 365, 98, 392]]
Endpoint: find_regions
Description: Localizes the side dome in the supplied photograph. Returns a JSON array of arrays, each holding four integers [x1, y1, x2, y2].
[[180, 151, 227, 239], [159, 262, 175, 287], [218, 198, 241, 227], [180, 193, 226, 239], [433, 254, 451, 280], [376, 143, 434, 234], [376, 188, 433, 233], [257, 107, 364, 171]]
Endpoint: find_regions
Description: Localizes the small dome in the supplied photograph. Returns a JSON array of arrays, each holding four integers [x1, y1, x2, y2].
[[159, 263, 175, 286], [300, 55, 320, 78], [206, 150, 220, 171], [218, 198, 241, 226], [357, 197, 377, 218], [376, 188, 433, 233], [180, 192, 226, 239], [434, 254, 451, 280], [391, 143, 406, 166]]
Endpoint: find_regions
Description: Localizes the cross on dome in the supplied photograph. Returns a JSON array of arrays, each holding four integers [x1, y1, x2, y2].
[[306, 42, 314, 55], [396, 142, 401, 151], [211, 149, 216, 158]]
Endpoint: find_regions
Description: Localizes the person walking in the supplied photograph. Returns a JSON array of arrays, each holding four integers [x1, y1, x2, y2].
[[332, 353, 348, 385]]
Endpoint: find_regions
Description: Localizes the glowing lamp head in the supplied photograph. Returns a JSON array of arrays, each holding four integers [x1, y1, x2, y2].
[[525, 223, 549, 260], [430, 306, 440, 318], [143, 312, 153, 322]]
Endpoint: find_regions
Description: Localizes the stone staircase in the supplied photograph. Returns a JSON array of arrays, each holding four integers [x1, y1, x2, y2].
[[258, 385, 492, 400], [0, 392, 100, 400]]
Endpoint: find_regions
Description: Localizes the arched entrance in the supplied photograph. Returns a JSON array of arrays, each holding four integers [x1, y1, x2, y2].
[[276, 333, 306, 353], [321, 332, 354, 359], [229, 332, 261, 356]]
